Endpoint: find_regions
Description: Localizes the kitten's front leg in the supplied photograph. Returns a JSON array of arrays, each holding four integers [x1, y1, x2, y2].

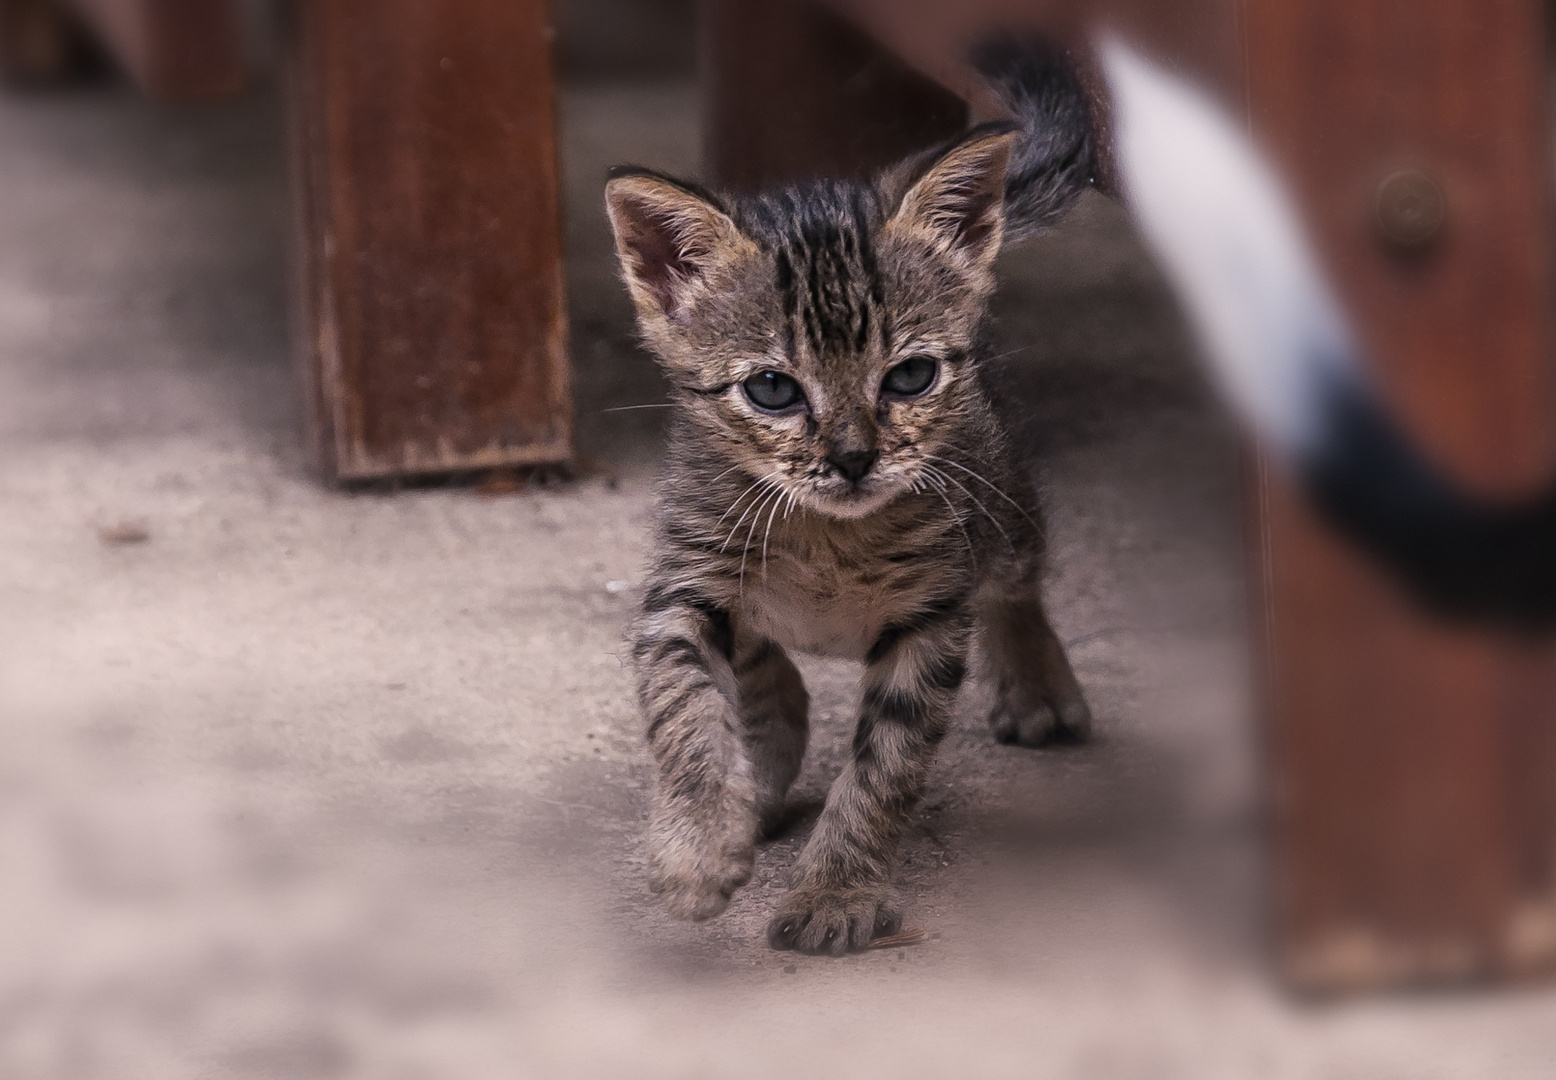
[[768, 601, 972, 955], [634, 596, 758, 921]]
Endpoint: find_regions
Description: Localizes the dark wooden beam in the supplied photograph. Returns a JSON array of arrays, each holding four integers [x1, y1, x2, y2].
[[0, 0, 92, 85], [66, 0, 244, 99], [1245, 0, 1556, 992], [288, 0, 572, 481], [702, 0, 967, 192]]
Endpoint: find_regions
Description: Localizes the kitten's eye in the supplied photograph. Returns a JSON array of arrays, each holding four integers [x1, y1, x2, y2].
[[882, 356, 938, 397], [742, 370, 804, 412]]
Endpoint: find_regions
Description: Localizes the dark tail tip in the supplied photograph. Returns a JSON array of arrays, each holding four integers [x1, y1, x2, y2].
[[970, 35, 1099, 238]]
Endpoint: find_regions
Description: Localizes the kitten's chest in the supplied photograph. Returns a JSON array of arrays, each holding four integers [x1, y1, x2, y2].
[[736, 526, 940, 662]]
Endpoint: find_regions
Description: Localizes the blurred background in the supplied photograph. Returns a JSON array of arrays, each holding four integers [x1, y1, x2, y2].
[[2, 0, 1554, 1077]]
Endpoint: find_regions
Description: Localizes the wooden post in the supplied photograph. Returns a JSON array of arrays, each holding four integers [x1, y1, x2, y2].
[[1245, 0, 1556, 991], [65, 0, 245, 99], [702, 0, 967, 192], [0, 0, 89, 85], [1, 0, 243, 99], [288, 0, 572, 482]]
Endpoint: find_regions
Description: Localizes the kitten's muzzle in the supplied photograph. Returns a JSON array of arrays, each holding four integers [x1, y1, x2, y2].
[[825, 450, 878, 484]]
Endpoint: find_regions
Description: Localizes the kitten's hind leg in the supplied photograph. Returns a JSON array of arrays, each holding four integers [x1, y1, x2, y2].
[[731, 637, 810, 838], [980, 585, 1092, 747]]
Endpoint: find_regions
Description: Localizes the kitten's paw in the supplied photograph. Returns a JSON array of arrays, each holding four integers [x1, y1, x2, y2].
[[989, 691, 1091, 747], [647, 807, 756, 921], [1056, 693, 1093, 742], [766, 884, 901, 956], [990, 697, 1058, 746]]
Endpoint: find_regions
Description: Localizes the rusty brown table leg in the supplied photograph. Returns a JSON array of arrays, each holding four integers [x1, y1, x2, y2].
[[65, 0, 244, 99], [2, 0, 243, 98], [0, 0, 90, 85], [1245, 0, 1556, 992], [288, 0, 571, 482], [702, 0, 967, 191]]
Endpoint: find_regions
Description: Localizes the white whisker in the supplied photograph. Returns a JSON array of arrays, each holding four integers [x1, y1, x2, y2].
[[927, 479, 975, 565], [721, 474, 779, 552], [739, 484, 785, 592], [924, 453, 1039, 528], [760, 485, 786, 574], [717, 477, 766, 529], [982, 343, 1042, 365], [924, 463, 1013, 553]]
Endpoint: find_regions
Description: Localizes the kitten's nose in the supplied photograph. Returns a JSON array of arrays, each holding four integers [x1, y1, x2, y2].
[[827, 450, 877, 483]]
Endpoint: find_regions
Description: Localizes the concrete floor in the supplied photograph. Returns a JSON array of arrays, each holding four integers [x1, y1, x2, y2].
[[2, 74, 1555, 1079]]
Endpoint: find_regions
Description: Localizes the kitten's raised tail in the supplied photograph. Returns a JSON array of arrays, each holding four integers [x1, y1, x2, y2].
[[969, 37, 1099, 241], [1097, 36, 1556, 631]]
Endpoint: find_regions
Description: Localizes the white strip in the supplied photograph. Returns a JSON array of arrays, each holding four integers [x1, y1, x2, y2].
[[1099, 37, 1358, 457]]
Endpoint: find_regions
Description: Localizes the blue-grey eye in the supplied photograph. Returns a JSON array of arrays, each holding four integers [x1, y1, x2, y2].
[[743, 370, 804, 411], [882, 355, 938, 397]]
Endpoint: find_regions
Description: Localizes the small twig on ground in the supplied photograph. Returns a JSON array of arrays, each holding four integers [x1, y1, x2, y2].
[[868, 929, 929, 949]]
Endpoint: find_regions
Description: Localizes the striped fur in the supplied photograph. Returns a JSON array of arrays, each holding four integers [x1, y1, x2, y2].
[[606, 74, 1095, 954]]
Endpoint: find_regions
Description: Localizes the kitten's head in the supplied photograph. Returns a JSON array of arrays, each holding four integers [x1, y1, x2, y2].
[[605, 127, 1015, 520]]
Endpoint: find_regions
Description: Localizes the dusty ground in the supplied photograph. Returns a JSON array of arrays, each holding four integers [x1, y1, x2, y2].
[[3, 71, 1555, 1079]]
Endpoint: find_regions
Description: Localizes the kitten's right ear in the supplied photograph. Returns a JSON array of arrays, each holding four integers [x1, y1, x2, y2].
[[885, 126, 1016, 271], [604, 170, 753, 328]]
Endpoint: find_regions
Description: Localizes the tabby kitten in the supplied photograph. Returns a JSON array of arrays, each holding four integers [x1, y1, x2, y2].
[[606, 43, 1097, 955]]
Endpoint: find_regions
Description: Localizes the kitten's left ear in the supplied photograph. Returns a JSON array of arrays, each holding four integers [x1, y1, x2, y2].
[[888, 125, 1016, 268]]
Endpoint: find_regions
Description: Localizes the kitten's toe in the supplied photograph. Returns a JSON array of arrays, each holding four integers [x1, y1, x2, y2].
[[765, 910, 809, 950], [990, 698, 1059, 747], [767, 885, 900, 956], [1053, 693, 1093, 742], [990, 691, 1092, 747]]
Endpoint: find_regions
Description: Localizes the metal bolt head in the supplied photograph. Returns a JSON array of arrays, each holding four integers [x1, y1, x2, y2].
[[1375, 170, 1446, 253]]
